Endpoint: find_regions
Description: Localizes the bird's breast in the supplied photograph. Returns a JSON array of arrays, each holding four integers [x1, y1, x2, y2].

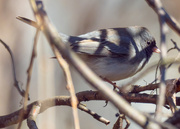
[[80, 55, 145, 81]]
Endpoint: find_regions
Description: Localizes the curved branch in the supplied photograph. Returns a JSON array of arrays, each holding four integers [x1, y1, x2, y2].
[[27, 102, 41, 129], [0, 39, 26, 98], [0, 90, 180, 128], [146, 0, 180, 36]]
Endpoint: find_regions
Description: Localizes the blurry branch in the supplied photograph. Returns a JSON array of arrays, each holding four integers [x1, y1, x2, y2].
[[146, 0, 180, 36], [27, 0, 164, 129], [145, 0, 180, 121], [149, 0, 168, 121], [0, 39, 27, 98], [0, 88, 180, 128], [165, 110, 180, 128], [17, 29, 40, 129], [53, 47, 80, 129], [27, 102, 40, 129]]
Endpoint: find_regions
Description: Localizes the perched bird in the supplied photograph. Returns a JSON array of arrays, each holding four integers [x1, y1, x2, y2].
[[16, 17, 160, 81], [59, 26, 160, 81]]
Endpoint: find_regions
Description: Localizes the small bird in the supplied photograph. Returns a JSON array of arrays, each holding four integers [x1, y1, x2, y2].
[[59, 26, 160, 81], [16, 17, 160, 81]]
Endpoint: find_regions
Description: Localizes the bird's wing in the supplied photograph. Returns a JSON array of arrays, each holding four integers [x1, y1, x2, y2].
[[71, 38, 131, 57]]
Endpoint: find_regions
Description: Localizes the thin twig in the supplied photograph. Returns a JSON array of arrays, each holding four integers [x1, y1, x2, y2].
[[0, 39, 27, 98], [130, 79, 178, 93], [170, 39, 180, 52], [17, 29, 40, 129], [146, 0, 180, 36], [124, 115, 130, 129], [154, 39, 180, 86], [119, 62, 160, 92], [78, 103, 110, 125], [167, 40, 180, 69], [53, 47, 80, 129], [147, 0, 168, 121]]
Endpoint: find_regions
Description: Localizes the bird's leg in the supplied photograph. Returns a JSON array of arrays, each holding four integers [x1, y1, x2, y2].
[[102, 78, 119, 90], [100, 77, 120, 107]]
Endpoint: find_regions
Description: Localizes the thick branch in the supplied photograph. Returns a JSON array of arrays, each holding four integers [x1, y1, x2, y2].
[[0, 90, 180, 128]]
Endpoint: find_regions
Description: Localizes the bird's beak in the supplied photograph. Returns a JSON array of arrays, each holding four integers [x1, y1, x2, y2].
[[152, 46, 161, 53]]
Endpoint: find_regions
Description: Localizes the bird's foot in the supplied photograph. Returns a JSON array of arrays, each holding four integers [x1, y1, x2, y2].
[[103, 78, 119, 91]]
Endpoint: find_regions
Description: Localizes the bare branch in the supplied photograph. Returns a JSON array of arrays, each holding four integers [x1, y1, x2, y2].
[[53, 47, 80, 129], [113, 116, 122, 129], [17, 29, 40, 129], [78, 103, 110, 125], [27, 102, 41, 129], [145, 0, 180, 120], [146, 0, 168, 121], [146, 0, 180, 36], [0, 39, 26, 98], [0, 90, 179, 128], [130, 78, 179, 93], [113, 113, 130, 129]]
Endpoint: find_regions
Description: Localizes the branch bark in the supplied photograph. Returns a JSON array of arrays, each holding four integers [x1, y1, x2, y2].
[[0, 90, 179, 128]]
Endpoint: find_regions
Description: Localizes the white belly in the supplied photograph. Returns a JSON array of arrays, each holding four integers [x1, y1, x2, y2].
[[80, 55, 145, 81]]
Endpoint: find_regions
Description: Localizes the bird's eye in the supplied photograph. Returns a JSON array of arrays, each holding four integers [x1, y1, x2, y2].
[[147, 41, 151, 45]]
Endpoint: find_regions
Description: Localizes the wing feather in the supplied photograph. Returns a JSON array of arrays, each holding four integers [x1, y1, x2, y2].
[[71, 38, 131, 57]]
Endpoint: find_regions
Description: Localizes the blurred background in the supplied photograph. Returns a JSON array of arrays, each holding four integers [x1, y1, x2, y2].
[[0, 0, 180, 129]]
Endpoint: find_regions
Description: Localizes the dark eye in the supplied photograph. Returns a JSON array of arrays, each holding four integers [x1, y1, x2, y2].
[[147, 41, 151, 45]]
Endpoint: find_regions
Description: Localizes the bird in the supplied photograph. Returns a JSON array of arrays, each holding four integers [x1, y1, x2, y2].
[[17, 17, 160, 81], [59, 26, 160, 81]]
